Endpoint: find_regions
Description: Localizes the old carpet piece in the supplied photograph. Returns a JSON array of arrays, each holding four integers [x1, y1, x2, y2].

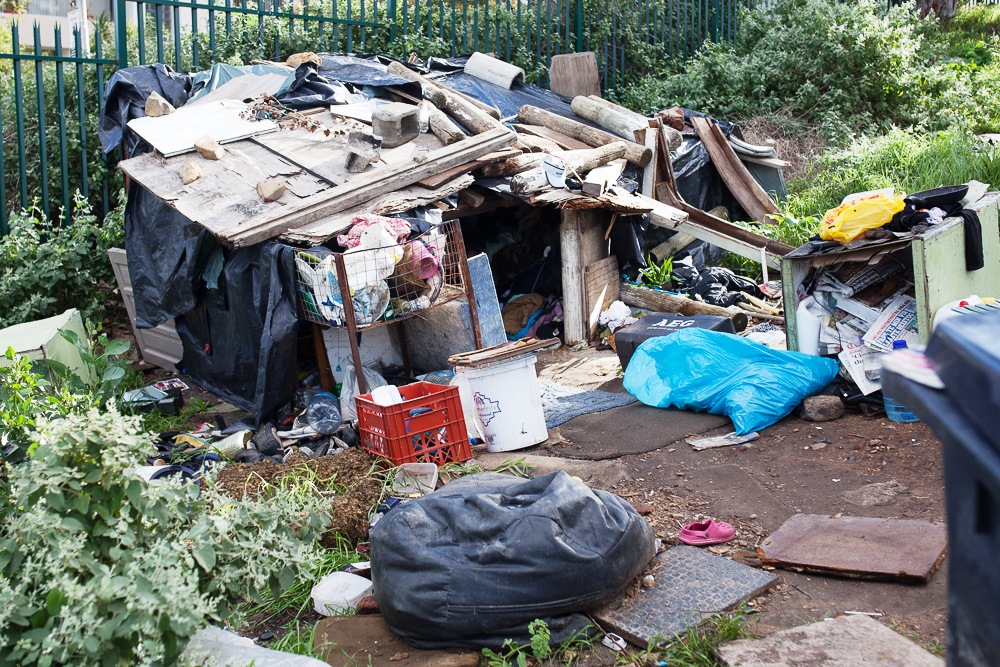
[[757, 514, 947, 583], [717, 614, 944, 667], [593, 545, 777, 646], [539, 380, 637, 429], [315, 615, 479, 667]]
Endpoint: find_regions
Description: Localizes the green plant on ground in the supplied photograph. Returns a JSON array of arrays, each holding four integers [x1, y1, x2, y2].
[[628, 610, 752, 667], [41, 327, 131, 409], [0, 190, 125, 329], [482, 619, 597, 667], [139, 396, 212, 434], [0, 406, 331, 666], [638, 254, 676, 288], [271, 620, 340, 659]]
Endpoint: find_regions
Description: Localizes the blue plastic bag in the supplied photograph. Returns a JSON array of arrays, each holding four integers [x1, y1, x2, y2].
[[623, 328, 839, 434]]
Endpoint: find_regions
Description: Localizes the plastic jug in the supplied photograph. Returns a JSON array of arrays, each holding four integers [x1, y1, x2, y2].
[[306, 391, 343, 434], [883, 341, 920, 423]]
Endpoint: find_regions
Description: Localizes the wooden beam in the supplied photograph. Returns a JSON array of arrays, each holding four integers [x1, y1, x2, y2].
[[226, 127, 517, 246], [582, 158, 626, 196], [620, 282, 749, 331], [570, 95, 648, 141], [388, 62, 503, 134]]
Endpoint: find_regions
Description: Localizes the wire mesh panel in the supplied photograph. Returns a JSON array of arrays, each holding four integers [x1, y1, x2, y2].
[[294, 218, 467, 329]]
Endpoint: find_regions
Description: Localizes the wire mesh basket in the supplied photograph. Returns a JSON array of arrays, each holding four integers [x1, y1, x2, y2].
[[295, 218, 468, 330]]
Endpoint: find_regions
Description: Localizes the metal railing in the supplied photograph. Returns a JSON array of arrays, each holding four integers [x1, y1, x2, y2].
[[0, 0, 762, 230]]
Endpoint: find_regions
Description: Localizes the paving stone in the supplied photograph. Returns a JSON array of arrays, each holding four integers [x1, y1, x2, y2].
[[372, 102, 420, 148], [315, 615, 480, 667], [592, 545, 777, 646], [757, 514, 947, 583], [717, 614, 944, 667], [144, 91, 175, 117], [194, 135, 226, 160]]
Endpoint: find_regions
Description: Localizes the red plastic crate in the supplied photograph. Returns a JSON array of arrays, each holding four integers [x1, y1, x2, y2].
[[355, 381, 472, 466]]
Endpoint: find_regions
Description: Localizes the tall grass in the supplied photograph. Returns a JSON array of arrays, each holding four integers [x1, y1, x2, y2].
[[785, 129, 1000, 218]]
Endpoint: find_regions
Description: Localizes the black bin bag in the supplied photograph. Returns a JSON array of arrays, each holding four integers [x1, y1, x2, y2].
[[370, 471, 655, 649]]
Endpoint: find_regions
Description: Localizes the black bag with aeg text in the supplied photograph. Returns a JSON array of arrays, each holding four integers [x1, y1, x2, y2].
[[370, 471, 655, 649]]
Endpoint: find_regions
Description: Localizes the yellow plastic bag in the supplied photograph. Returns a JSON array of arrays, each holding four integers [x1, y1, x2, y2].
[[819, 192, 907, 244]]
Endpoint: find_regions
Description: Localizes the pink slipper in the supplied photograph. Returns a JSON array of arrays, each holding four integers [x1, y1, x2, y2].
[[678, 519, 735, 546]]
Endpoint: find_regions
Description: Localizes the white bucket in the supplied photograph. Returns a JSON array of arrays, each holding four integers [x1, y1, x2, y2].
[[455, 353, 548, 452]]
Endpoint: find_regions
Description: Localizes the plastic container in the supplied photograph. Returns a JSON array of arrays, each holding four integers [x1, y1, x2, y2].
[[391, 462, 439, 496], [355, 381, 471, 465], [306, 391, 342, 434], [311, 571, 373, 616], [454, 353, 548, 452], [883, 341, 919, 423]]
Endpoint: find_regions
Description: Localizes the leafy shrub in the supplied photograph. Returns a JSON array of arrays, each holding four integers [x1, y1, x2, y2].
[[0, 406, 331, 666], [614, 0, 1000, 142], [0, 190, 125, 329]]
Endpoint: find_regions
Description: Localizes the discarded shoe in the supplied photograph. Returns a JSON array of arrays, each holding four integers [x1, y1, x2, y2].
[[678, 519, 735, 546]]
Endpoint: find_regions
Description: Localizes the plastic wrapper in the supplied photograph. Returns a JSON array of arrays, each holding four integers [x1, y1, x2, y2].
[[340, 365, 389, 422], [371, 471, 654, 649], [623, 328, 839, 434], [820, 192, 907, 244]]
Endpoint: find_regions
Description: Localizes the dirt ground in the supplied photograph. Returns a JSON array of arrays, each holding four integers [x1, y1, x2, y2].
[[531, 346, 948, 655], [135, 344, 949, 658]]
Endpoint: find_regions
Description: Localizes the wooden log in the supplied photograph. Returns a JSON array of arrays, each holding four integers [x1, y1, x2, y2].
[[509, 142, 628, 195], [517, 105, 652, 167], [620, 282, 749, 332], [585, 95, 650, 127], [582, 159, 626, 196], [549, 52, 601, 98], [513, 123, 591, 150], [387, 62, 503, 134], [478, 152, 546, 177], [426, 105, 466, 145], [571, 95, 648, 141]]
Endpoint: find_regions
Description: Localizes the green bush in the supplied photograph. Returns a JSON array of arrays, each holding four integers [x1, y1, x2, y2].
[[0, 190, 125, 329], [0, 406, 331, 666], [615, 0, 1000, 143]]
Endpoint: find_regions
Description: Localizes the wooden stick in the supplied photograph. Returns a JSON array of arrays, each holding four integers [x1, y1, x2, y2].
[[517, 105, 652, 167], [585, 95, 651, 127], [582, 158, 626, 196]]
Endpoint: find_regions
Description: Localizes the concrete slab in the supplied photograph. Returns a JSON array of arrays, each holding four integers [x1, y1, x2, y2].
[[474, 452, 629, 489], [757, 514, 947, 583], [717, 614, 944, 666], [315, 615, 479, 667], [593, 545, 777, 646]]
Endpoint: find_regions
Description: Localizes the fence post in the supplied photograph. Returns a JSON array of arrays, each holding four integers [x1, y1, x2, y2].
[[389, 0, 397, 40], [116, 0, 129, 69], [712, 0, 719, 41], [574, 0, 583, 50]]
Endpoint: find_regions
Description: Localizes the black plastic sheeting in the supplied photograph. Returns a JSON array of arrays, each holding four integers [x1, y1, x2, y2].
[[99, 64, 192, 156], [279, 61, 353, 109], [371, 471, 655, 650], [671, 109, 746, 220], [124, 184, 299, 425]]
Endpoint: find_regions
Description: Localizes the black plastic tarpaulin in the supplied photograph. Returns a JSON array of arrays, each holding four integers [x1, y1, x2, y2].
[[99, 64, 192, 156], [371, 471, 655, 650], [124, 184, 299, 424]]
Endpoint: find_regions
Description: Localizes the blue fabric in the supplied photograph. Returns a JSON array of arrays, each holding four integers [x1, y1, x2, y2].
[[623, 328, 839, 434]]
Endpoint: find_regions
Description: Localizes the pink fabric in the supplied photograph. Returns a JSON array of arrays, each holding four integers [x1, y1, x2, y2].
[[336, 214, 411, 249], [407, 240, 439, 279]]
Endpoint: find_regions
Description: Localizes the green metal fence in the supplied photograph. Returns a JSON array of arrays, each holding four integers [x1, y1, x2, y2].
[[0, 0, 744, 232]]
